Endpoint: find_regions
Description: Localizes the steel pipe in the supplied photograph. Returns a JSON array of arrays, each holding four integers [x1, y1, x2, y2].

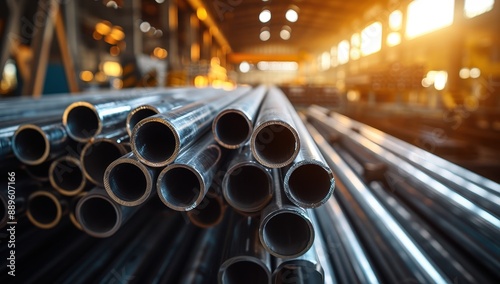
[[157, 134, 224, 211], [213, 85, 267, 149], [26, 190, 68, 229], [75, 188, 138, 238], [309, 211, 336, 284], [251, 86, 300, 168], [69, 192, 87, 230], [308, 122, 449, 284], [283, 112, 334, 208], [219, 215, 272, 284], [80, 130, 129, 186], [49, 155, 87, 196], [132, 87, 249, 167], [104, 152, 157, 207], [187, 194, 227, 228], [260, 169, 314, 259], [222, 145, 273, 213]]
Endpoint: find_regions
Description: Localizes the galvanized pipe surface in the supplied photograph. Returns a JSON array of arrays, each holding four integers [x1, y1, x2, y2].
[[219, 214, 272, 284], [132, 87, 249, 167], [251, 86, 300, 168], [222, 145, 273, 213], [157, 133, 224, 211], [213, 85, 267, 149], [282, 111, 334, 208], [260, 169, 314, 259]]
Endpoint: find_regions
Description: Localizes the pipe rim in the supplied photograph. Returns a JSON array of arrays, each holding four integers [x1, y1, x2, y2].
[[219, 256, 271, 284], [63, 101, 102, 143], [81, 139, 127, 186], [12, 124, 50, 165], [213, 109, 253, 149], [69, 192, 87, 230], [126, 104, 159, 136], [49, 156, 87, 196], [186, 195, 225, 228], [132, 116, 180, 167], [104, 157, 152, 207], [157, 164, 204, 211], [251, 120, 300, 168], [76, 193, 122, 238], [26, 191, 63, 229]]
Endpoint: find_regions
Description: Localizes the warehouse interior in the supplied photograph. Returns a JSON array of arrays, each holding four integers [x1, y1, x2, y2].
[[1, 0, 499, 283]]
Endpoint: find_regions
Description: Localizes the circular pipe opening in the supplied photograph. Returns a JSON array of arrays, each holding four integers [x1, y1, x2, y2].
[[225, 165, 272, 212], [27, 193, 61, 228], [78, 196, 119, 237], [127, 107, 158, 134], [13, 127, 48, 164], [158, 167, 201, 210], [253, 124, 298, 167], [262, 211, 313, 257], [133, 120, 177, 166], [50, 158, 85, 194], [107, 162, 148, 203], [214, 111, 251, 148], [25, 162, 51, 181], [187, 195, 223, 227], [286, 164, 332, 206], [222, 260, 269, 284], [64, 104, 99, 141], [82, 141, 124, 185]]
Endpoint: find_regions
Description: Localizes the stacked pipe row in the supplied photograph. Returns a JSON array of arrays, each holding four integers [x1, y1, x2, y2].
[[0, 86, 336, 283], [305, 105, 500, 283]]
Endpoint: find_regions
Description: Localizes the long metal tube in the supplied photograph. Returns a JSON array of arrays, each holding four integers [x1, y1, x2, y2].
[[125, 88, 223, 136], [132, 87, 249, 167], [282, 111, 334, 208], [49, 155, 87, 196], [104, 152, 158, 207], [68, 192, 87, 230], [156, 134, 224, 211], [251, 86, 300, 168], [218, 215, 272, 284], [213, 85, 267, 149], [309, 211, 336, 284], [222, 145, 273, 213], [187, 194, 227, 228], [260, 169, 314, 259], [80, 130, 129, 186], [308, 110, 500, 236], [26, 190, 68, 229], [24, 160, 52, 182], [75, 188, 138, 238], [63, 92, 167, 143], [329, 110, 500, 197], [308, 122, 449, 284]]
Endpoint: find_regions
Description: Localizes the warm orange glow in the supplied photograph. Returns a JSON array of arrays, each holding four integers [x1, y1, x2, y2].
[[351, 33, 361, 47], [389, 10, 403, 31], [406, 0, 454, 39], [361, 22, 382, 56], [191, 43, 200, 61], [92, 31, 102, 40], [153, 47, 168, 59], [194, 75, 208, 88], [103, 61, 122, 77], [338, 40, 350, 65], [387, 32, 401, 46], [197, 7, 208, 21], [80, 71, 93, 82], [104, 35, 117, 45], [95, 71, 107, 82], [95, 21, 112, 35], [465, 0, 494, 18], [109, 26, 125, 41], [110, 46, 120, 56], [112, 78, 123, 89]]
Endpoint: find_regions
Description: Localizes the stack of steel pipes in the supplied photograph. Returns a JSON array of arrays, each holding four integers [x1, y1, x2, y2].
[[0, 85, 337, 283]]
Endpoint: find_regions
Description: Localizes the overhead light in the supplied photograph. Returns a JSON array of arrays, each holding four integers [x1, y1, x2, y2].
[[459, 68, 470, 79], [260, 28, 270, 41], [280, 26, 291, 40], [259, 9, 271, 23], [285, 9, 298, 22], [197, 8, 208, 21], [470, 67, 481, 78], [257, 61, 298, 71], [139, 22, 151, 33], [239, 61, 250, 73]]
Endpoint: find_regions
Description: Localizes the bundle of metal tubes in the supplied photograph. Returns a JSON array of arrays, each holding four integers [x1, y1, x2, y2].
[[1, 85, 499, 283], [0, 85, 337, 283]]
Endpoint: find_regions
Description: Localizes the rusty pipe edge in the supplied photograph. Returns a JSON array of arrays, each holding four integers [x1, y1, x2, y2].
[[104, 152, 157, 207], [26, 190, 67, 229], [49, 156, 87, 196]]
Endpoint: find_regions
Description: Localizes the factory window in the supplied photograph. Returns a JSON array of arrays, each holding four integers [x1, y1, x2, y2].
[[406, 0, 454, 39], [389, 10, 403, 31], [338, 40, 350, 65], [464, 0, 495, 18], [351, 33, 361, 60], [361, 22, 382, 56]]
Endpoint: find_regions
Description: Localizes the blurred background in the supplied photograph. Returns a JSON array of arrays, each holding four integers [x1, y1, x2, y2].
[[1, 0, 498, 181]]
